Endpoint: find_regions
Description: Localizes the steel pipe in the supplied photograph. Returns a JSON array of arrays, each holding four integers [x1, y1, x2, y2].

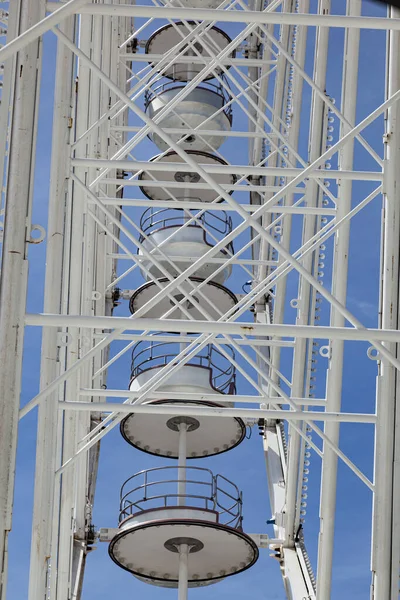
[[0, 0, 87, 63], [28, 14, 76, 600], [79, 388, 326, 406], [24, 312, 400, 345], [45, 4, 400, 31], [0, 1, 45, 595], [317, 1, 360, 595], [71, 157, 383, 181], [58, 401, 377, 424]]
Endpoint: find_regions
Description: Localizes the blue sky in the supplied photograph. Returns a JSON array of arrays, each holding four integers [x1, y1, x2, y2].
[[7, 0, 388, 598]]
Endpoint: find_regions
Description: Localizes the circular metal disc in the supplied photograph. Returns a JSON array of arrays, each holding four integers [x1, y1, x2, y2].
[[120, 400, 246, 458], [109, 519, 259, 585], [139, 150, 236, 203], [129, 277, 237, 320]]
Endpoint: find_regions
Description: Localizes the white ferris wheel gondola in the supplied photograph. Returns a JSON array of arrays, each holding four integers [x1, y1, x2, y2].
[[129, 276, 238, 321], [109, 467, 259, 587], [121, 338, 245, 458], [137, 207, 234, 284], [144, 81, 232, 153]]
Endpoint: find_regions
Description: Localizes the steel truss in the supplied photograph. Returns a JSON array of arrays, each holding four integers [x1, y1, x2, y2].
[[0, 0, 399, 599]]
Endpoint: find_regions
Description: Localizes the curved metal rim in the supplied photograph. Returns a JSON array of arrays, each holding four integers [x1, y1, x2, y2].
[[108, 518, 259, 582], [127, 363, 225, 394], [145, 21, 235, 82], [138, 149, 238, 204], [145, 83, 233, 126], [118, 504, 220, 528], [137, 223, 233, 256], [120, 399, 246, 459], [128, 275, 237, 315], [144, 149, 232, 167], [138, 150, 238, 201]]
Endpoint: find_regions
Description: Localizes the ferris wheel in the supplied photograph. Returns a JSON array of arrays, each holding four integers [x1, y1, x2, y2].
[[0, 0, 399, 599]]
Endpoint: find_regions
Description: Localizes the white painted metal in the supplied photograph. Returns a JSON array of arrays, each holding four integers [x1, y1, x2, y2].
[[119, 508, 218, 531], [145, 85, 232, 152], [110, 512, 257, 584], [178, 425, 187, 506], [138, 225, 233, 284], [0, 1, 398, 600], [316, 2, 360, 596], [138, 151, 238, 203], [0, 1, 45, 597], [44, 4, 400, 30], [28, 16, 77, 600], [22, 312, 400, 344], [60, 402, 377, 424], [145, 22, 233, 81], [371, 7, 400, 599], [178, 544, 189, 600], [284, 0, 330, 554]]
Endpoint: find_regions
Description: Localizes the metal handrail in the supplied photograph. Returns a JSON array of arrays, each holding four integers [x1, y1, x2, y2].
[[140, 207, 232, 238], [144, 76, 233, 122], [119, 466, 243, 528], [138, 207, 234, 254], [130, 336, 236, 394]]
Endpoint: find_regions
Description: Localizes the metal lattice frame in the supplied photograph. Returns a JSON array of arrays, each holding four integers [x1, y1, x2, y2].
[[0, 1, 399, 599]]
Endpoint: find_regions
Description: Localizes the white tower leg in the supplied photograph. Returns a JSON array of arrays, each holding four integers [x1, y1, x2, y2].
[[28, 17, 76, 600], [371, 7, 400, 599], [316, 1, 360, 596], [0, 1, 44, 597]]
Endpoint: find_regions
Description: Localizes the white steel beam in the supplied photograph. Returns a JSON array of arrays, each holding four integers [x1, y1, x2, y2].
[[371, 7, 400, 599], [0, 1, 45, 597], [23, 312, 400, 345], [0, 0, 86, 63], [54, 12, 92, 597], [316, 1, 360, 595], [28, 15, 77, 600], [102, 205, 334, 216], [120, 53, 276, 67], [71, 158, 383, 180], [46, 4, 400, 31], [79, 388, 325, 406], [86, 335, 294, 347], [284, 0, 331, 549], [59, 401, 376, 424]]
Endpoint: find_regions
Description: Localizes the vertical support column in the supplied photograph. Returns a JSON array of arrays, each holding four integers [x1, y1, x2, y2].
[[285, 0, 330, 548], [178, 544, 189, 600], [0, 1, 44, 597], [316, 1, 360, 596], [371, 6, 400, 599], [178, 423, 187, 506], [28, 17, 77, 600], [55, 13, 93, 599]]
